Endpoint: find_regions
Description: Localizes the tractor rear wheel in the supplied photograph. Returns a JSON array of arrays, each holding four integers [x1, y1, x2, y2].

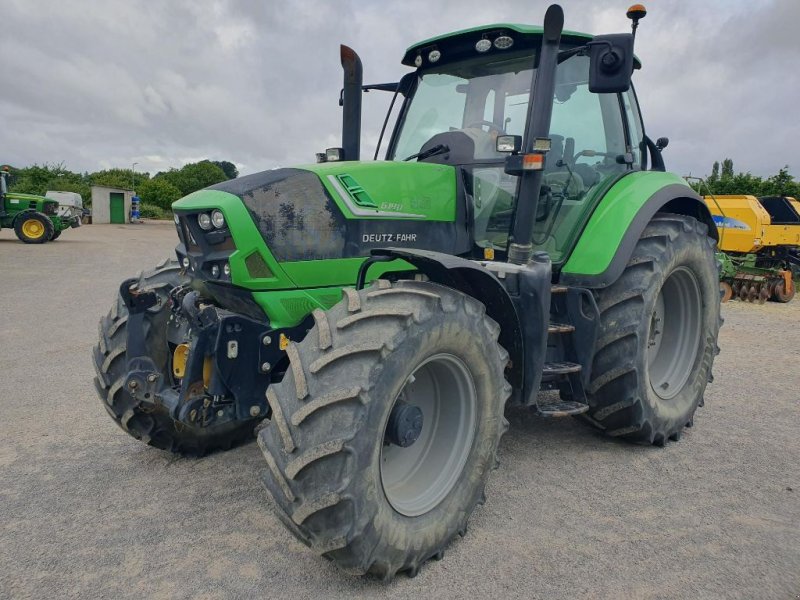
[[258, 280, 510, 579], [15, 212, 54, 244], [582, 213, 721, 445], [93, 258, 258, 455]]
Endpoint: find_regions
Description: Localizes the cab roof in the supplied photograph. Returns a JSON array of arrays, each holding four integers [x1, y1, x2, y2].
[[403, 23, 640, 69]]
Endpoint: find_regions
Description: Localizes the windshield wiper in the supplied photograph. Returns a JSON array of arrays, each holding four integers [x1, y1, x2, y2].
[[403, 144, 449, 162]]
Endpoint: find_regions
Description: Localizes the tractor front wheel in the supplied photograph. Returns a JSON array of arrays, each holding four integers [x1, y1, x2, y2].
[[15, 212, 54, 244], [258, 280, 510, 579], [582, 213, 721, 445], [93, 258, 259, 455]]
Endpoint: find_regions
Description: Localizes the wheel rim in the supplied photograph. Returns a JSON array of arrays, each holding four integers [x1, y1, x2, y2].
[[380, 353, 477, 517], [22, 219, 44, 238], [647, 267, 702, 400]]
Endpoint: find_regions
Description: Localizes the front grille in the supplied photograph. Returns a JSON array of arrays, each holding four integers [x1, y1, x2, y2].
[[175, 211, 236, 281]]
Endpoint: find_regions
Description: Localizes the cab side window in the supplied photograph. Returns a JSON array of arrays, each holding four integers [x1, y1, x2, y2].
[[545, 54, 627, 198], [531, 54, 629, 261]]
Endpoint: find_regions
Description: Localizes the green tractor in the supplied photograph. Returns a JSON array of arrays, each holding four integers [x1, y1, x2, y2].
[[0, 168, 81, 243], [93, 3, 721, 579]]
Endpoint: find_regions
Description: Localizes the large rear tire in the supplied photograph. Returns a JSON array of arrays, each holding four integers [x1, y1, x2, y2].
[[258, 280, 510, 579], [582, 214, 721, 445], [93, 258, 258, 455]]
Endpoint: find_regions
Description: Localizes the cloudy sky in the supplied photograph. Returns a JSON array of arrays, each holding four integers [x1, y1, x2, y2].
[[2, 0, 798, 179]]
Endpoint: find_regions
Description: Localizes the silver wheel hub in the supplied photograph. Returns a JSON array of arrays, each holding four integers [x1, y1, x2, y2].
[[647, 267, 703, 400], [380, 353, 477, 517]]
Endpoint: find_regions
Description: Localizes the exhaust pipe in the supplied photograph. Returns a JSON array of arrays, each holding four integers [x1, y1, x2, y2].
[[340, 45, 363, 161]]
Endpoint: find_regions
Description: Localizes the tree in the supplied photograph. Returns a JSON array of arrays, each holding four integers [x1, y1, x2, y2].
[[762, 166, 795, 197], [708, 161, 720, 184], [159, 161, 228, 196], [9, 163, 92, 204], [209, 160, 238, 179], [138, 177, 183, 211], [693, 162, 800, 199], [721, 158, 734, 180], [90, 168, 149, 191]]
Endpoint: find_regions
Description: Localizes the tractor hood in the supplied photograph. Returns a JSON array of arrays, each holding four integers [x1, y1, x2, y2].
[[209, 160, 463, 261], [172, 161, 470, 294], [7, 192, 56, 205]]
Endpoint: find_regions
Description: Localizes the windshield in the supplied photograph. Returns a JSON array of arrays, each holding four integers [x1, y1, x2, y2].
[[390, 53, 535, 161], [389, 52, 631, 264]]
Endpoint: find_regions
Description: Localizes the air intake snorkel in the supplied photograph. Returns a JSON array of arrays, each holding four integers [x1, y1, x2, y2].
[[339, 45, 363, 161], [506, 4, 564, 265]]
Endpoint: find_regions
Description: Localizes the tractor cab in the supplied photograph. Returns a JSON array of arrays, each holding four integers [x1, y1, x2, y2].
[[323, 18, 654, 267], [384, 35, 643, 262]]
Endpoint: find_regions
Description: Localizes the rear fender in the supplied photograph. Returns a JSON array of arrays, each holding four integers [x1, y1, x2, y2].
[[561, 172, 717, 288]]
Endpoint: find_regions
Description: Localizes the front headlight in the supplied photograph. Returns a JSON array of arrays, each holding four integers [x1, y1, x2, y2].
[[173, 213, 180, 224], [197, 213, 212, 230], [211, 209, 225, 229]]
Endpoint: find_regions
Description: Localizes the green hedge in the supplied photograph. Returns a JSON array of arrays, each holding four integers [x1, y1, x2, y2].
[[139, 204, 172, 220]]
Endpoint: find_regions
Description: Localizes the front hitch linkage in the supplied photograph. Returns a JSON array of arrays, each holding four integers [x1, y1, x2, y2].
[[118, 278, 178, 413]]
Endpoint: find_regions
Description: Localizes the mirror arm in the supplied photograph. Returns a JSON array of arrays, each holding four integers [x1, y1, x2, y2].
[[557, 45, 587, 64], [557, 39, 614, 64]]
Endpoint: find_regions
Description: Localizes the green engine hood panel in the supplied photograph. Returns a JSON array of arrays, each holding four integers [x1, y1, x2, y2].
[[298, 160, 456, 221], [172, 161, 466, 302], [6, 192, 56, 205]]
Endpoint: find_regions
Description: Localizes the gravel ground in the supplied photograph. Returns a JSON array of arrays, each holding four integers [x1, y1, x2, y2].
[[0, 222, 798, 600]]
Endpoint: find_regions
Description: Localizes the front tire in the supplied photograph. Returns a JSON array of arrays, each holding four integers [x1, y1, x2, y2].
[[258, 280, 510, 579], [15, 212, 54, 243], [583, 213, 721, 445], [93, 258, 258, 455]]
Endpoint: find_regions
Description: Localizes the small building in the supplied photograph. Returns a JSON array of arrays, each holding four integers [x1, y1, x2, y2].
[[91, 185, 134, 224]]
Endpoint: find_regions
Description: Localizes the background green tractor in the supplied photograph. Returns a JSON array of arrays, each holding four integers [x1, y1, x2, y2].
[[93, 3, 721, 580], [0, 167, 81, 243]]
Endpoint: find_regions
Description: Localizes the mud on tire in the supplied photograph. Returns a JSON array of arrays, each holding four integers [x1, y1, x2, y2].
[[93, 258, 258, 455], [258, 279, 510, 579], [582, 213, 722, 445]]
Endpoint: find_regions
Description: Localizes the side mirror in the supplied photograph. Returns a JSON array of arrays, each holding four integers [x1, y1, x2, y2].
[[588, 33, 634, 93], [656, 137, 669, 151]]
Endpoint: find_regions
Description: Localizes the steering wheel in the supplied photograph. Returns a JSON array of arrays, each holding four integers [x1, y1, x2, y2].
[[465, 119, 506, 133]]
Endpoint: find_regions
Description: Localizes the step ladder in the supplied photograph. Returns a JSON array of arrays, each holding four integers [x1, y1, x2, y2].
[[535, 285, 590, 417]]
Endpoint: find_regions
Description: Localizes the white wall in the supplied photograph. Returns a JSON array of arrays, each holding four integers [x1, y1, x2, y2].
[[90, 186, 133, 224]]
